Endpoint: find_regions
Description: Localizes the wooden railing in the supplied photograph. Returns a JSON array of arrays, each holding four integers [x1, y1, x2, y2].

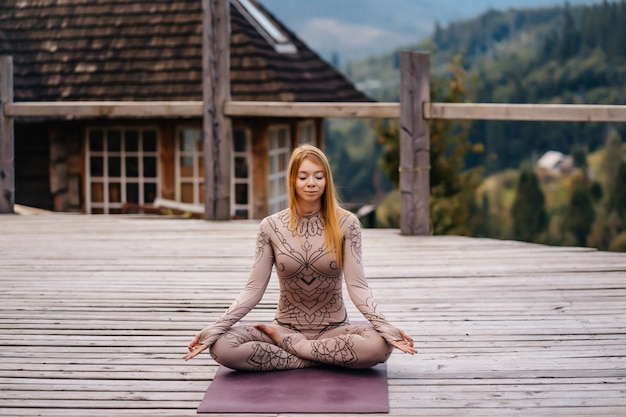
[[6, 100, 626, 122], [2, 52, 626, 234]]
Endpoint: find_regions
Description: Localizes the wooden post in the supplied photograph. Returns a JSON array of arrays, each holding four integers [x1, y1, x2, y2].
[[0, 56, 15, 214], [202, 0, 232, 220], [399, 52, 430, 235]]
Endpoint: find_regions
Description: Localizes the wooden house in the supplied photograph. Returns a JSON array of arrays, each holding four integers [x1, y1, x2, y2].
[[0, 0, 370, 218]]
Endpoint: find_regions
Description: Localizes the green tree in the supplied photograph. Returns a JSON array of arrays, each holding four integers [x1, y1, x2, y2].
[[510, 167, 548, 242], [609, 231, 626, 252], [583, 130, 623, 250], [604, 129, 624, 209], [571, 144, 588, 170], [559, 4, 581, 60], [376, 121, 400, 188], [565, 175, 596, 246], [608, 161, 626, 224]]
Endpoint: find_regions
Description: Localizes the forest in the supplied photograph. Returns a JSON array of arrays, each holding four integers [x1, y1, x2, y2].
[[326, 0, 626, 251]]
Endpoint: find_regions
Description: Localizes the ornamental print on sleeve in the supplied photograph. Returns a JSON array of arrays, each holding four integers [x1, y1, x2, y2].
[[340, 212, 403, 344], [197, 221, 275, 348]]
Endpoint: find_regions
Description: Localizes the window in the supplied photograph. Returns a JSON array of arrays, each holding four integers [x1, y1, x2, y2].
[[268, 126, 291, 214], [175, 128, 252, 219], [298, 121, 316, 146], [232, 128, 252, 219], [233, 0, 297, 54], [86, 127, 159, 214], [176, 129, 205, 206]]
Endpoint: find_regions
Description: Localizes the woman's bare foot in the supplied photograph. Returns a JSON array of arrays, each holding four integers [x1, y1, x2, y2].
[[253, 323, 288, 345]]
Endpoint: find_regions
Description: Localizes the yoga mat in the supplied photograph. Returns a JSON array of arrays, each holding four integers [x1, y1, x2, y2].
[[197, 363, 389, 414]]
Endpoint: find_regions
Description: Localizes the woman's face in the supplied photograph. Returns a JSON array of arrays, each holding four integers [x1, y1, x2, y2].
[[295, 158, 326, 207]]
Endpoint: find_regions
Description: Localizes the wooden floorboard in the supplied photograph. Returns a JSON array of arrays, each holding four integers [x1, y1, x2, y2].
[[1, 213, 625, 416]]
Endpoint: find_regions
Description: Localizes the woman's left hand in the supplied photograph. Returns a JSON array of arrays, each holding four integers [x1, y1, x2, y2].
[[182, 333, 208, 361], [390, 328, 417, 355]]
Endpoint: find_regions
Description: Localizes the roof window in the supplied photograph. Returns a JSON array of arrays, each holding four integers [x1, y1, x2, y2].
[[233, 0, 297, 53]]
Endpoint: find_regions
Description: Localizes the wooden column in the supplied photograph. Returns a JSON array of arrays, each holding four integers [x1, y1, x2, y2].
[[202, 0, 232, 220], [399, 52, 430, 235], [0, 56, 14, 214]]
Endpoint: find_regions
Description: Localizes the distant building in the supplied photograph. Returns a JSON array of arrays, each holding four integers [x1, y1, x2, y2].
[[536, 151, 574, 176]]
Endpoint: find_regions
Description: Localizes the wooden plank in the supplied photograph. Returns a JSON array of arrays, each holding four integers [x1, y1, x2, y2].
[[6, 101, 626, 123], [3, 101, 203, 118], [4, 100, 400, 120], [0, 410, 205, 417], [399, 51, 430, 236], [0, 55, 14, 213], [202, 0, 232, 220], [425, 102, 626, 122], [224, 101, 401, 118]]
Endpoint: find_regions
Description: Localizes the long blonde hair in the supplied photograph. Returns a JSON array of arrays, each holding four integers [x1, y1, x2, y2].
[[287, 145, 344, 269]]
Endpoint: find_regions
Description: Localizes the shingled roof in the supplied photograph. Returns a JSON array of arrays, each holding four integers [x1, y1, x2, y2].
[[0, 0, 371, 103]]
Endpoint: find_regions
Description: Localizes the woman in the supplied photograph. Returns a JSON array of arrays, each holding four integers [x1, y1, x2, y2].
[[183, 144, 416, 371]]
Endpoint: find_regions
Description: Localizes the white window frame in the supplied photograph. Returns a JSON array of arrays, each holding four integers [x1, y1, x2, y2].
[[231, 128, 253, 219], [85, 126, 160, 214], [297, 120, 316, 146], [268, 125, 291, 214]]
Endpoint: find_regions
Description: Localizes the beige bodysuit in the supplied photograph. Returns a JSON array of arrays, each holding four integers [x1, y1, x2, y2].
[[198, 208, 402, 371]]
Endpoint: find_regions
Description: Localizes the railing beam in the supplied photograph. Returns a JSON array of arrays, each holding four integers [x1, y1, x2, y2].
[[6, 101, 626, 123], [425, 102, 626, 122], [399, 52, 430, 236], [0, 56, 14, 214]]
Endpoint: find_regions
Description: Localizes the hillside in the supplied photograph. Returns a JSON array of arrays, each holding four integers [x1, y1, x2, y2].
[[322, 1, 626, 254], [330, 1, 626, 183]]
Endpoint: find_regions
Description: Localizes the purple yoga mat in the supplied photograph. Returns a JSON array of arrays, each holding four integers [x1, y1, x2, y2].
[[197, 363, 389, 414]]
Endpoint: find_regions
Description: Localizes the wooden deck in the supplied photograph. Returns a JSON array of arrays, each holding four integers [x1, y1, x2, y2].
[[1, 213, 625, 416]]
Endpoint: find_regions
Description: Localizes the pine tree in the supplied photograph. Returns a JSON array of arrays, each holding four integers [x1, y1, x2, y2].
[[566, 175, 596, 247], [603, 129, 624, 206], [559, 5, 581, 60], [609, 162, 626, 224], [511, 167, 548, 242]]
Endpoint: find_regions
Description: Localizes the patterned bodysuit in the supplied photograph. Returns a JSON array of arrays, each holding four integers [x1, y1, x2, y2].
[[198, 208, 403, 371]]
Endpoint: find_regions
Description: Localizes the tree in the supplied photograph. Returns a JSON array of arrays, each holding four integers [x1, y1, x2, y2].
[[376, 121, 399, 188], [608, 162, 626, 224], [571, 144, 588, 170], [429, 55, 484, 235], [511, 167, 548, 242], [603, 128, 623, 204], [565, 174, 596, 246], [559, 4, 581, 60]]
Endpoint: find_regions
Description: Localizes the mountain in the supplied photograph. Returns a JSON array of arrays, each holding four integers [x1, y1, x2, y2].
[[260, 0, 602, 63], [320, 1, 626, 204]]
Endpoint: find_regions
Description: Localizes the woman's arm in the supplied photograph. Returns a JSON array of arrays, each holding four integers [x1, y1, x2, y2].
[[341, 213, 416, 354], [184, 220, 275, 360]]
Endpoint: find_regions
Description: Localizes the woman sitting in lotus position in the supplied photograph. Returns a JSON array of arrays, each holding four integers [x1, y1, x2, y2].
[[183, 144, 416, 371]]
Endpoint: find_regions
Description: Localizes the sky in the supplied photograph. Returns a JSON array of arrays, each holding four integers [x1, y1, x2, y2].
[[260, 0, 603, 62]]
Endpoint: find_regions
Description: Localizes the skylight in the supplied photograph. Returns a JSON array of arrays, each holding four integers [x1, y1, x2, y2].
[[234, 0, 297, 54]]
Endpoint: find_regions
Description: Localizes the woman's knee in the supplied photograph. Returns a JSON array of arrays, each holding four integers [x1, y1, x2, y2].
[[208, 327, 260, 369], [208, 334, 238, 367], [352, 331, 393, 368]]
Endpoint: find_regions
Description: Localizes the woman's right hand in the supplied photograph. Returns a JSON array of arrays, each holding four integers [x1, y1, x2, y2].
[[182, 333, 208, 361]]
